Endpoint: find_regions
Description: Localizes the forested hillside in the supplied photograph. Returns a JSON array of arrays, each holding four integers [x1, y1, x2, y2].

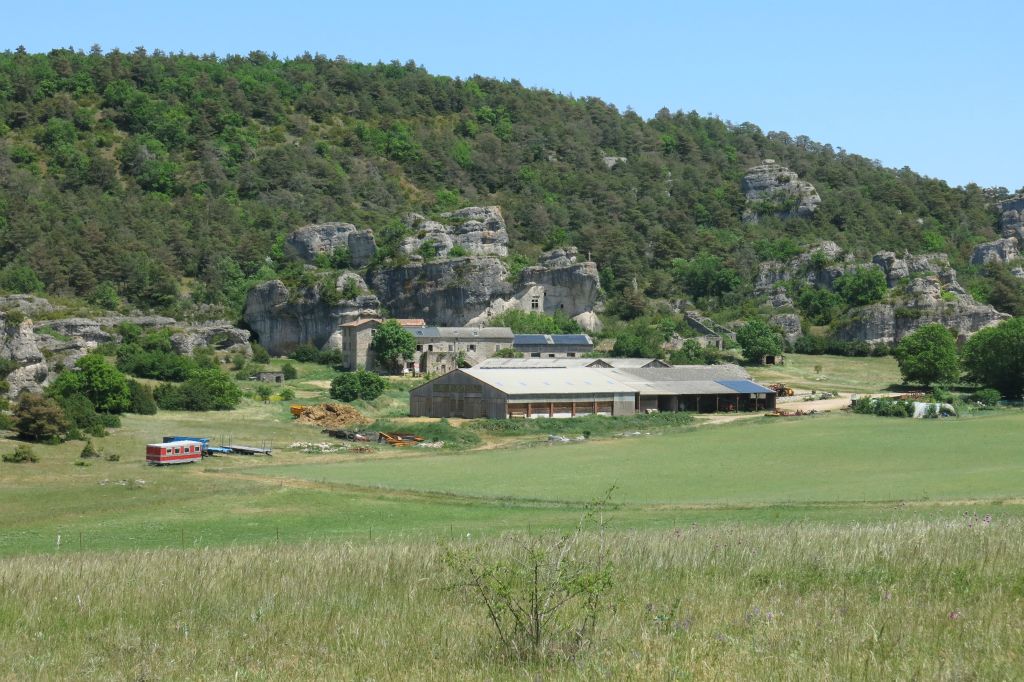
[[0, 47, 1015, 319]]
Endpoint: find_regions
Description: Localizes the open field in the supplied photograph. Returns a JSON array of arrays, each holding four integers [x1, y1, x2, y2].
[[1, 521, 1021, 680], [258, 411, 1024, 506], [4, 405, 1024, 555], [747, 352, 901, 393]]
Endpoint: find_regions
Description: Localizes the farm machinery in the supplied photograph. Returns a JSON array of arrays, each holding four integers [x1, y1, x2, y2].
[[769, 383, 795, 397]]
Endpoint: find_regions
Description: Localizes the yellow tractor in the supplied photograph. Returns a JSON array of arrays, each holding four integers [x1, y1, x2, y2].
[[770, 383, 795, 397]]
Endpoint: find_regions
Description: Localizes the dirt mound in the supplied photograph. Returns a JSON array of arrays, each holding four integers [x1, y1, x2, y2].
[[296, 403, 371, 428]]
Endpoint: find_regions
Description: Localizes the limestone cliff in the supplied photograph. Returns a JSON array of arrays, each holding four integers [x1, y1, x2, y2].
[[243, 277, 380, 355], [371, 257, 513, 325]]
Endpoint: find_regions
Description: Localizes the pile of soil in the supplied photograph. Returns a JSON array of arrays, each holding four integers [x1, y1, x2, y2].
[[296, 403, 371, 428]]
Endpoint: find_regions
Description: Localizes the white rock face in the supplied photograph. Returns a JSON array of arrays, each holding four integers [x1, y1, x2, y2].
[[970, 237, 1019, 266], [401, 206, 509, 259], [1, 316, 48, 397], [742, 161, 821, 222], [285, 222, 377, 267]]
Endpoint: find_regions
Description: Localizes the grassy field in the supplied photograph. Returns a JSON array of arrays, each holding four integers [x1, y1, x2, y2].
[[1, 521, 1020, 680], [747, 352, 901, 393], [4, 355, 1023, 678], [257, 411, 1024, 506]]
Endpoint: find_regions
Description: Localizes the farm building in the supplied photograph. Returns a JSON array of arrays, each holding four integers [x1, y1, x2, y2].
[[338, 318, 428, 371], [476, 357, 670, 369], [409, 367, 636, 419], [512, 334, 594, 358], [409, 363, 776, 419], [253, 371, 285, 383], [409, 326, 516, 374]]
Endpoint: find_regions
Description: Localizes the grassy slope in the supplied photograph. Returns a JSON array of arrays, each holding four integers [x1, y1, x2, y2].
[[258, 412, 1024, 505], [1, 523, 1020, 680]]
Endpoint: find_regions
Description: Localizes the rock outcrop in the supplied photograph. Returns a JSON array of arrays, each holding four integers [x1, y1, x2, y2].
[[243, 279, 380, 355], [970, 237, 1019, 266], [754, 241, 849, 294], [517, 248, 601, 318], [834, 278, 1008, 345], [170, 323, 252, 356], [742, 160, 821, 222], [1, 315, 48, 397], [372, 257, 513, 326], [770, 313, 803, 343], [998, 196, 1024, 241], [401, 206, 509, 259], [285, 222, 377, 267], [872, 250, 948, 286]]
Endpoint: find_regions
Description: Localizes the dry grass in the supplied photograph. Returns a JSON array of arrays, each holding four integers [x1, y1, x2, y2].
[[1, 519, 1021, 680]]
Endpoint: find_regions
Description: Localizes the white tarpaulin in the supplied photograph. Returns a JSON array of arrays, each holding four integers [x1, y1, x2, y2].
[[911, 402, 957, 418]]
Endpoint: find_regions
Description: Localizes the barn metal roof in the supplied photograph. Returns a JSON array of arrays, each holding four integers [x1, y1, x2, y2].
[[411, 327, 514, 339], [476, 358, 596, 368], [461, 367, 635, 395], [714, 379, 776, 394], [598, 358, 671, 368], [512, 334, 594, 346], [623, 364, 750, 382]]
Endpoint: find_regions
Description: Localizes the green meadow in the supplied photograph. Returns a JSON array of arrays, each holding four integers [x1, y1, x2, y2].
[[2, 355, 1023, 678], [261, 411, 1024, 506]]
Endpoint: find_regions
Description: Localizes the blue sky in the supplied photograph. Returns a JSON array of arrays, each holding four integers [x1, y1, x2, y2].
[[4, 1, 1021, 190]]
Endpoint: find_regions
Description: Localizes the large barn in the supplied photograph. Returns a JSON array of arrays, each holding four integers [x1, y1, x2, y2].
[[409, 363, 776, 419]]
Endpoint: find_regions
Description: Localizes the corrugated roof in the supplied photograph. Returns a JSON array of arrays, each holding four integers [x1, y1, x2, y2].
[[715, 379, 776, 394], [512, 334, 594, 346], [476, 358, 596, 368], [599, 358, 670, 368], [411, 327, 514, 339], [461, 367, 636, 396], [623, 364, 750, 382]]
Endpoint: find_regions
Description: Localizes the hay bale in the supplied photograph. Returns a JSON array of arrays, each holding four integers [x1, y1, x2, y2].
[[295, 403, 371, 428]]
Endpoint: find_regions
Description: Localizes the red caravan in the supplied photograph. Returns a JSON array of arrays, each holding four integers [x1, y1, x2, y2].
[[145, 440, 203, 465]]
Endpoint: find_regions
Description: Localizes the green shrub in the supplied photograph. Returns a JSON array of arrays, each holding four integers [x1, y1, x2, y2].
[[279, 388, 296, 401], [105, 452, 120, 462], [251, 343, 271, 363], [80, 439, 100, 459], [2, 444, 38, 463], [281, 362, 298, 380], [129, 380, 158, 415], [971, 388, 1001, 406], [154, 369, 242, 411], [330, 370, 387, 402]]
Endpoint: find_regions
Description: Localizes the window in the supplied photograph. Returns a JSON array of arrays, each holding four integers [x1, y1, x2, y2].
[[428, 344, 433, 351], [448, 344, 454, 351], [548, 353, 556, 358], [531, 297, 540, 310], [567, 352, 576, 357], [495, 344, 502, 350], [468, 344, 476, 351], [416, 345, 422, 351], [531, 352, 541, 358]]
